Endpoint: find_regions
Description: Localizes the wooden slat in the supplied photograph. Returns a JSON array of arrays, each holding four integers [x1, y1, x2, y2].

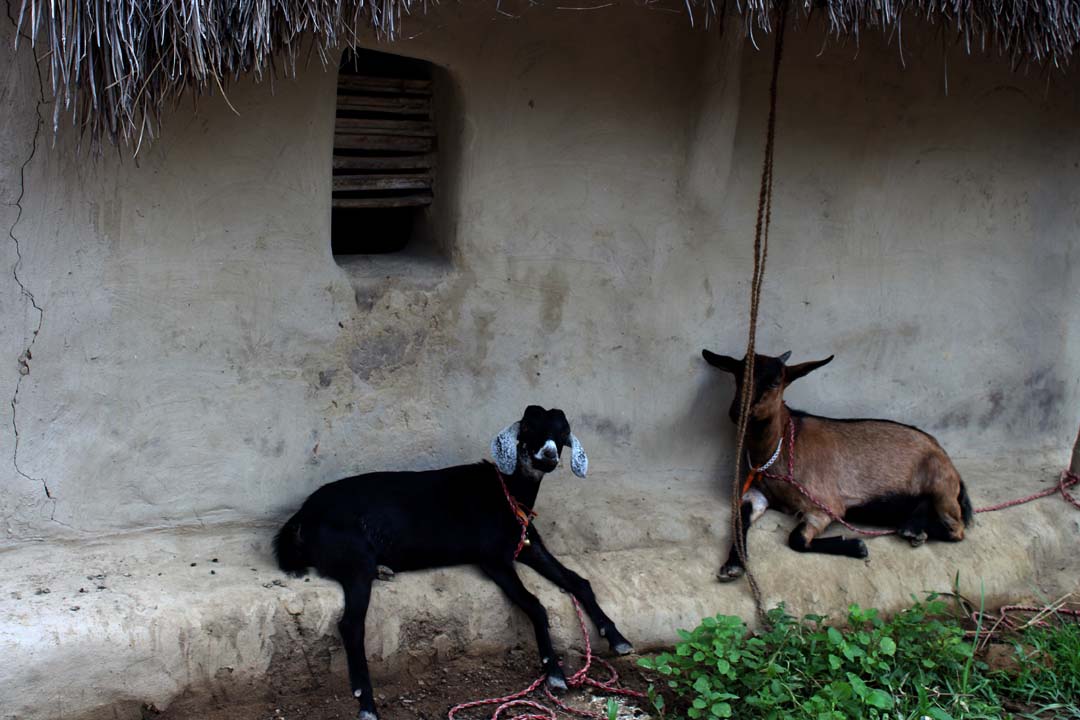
[[337, 76, 432, 95], [333, 194, 434, 209], [333, 175, 432, 192], [335, 118, 435, 137], [333, 154, 437, 171], [336, 95, 431, 114], [334, 134, 433, 152]]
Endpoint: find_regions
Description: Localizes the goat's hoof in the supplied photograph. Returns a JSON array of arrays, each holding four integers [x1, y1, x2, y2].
[[546, 673, 568, 693], [900, 530, 927, 547], [612, 641, 635, 656], [358, 711, 379, 720], [376, 565, 395, 582], [716, 564, 745, 582], [853, 540, 869, 559]]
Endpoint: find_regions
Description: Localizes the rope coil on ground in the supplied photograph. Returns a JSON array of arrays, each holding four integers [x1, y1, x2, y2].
[[447, 597, 646, 720], [968, 600, 1080, 650], [450, 470, 646, 720]]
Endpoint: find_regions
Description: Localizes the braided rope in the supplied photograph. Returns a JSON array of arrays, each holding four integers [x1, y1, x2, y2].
[[973, 470, 1080, 513], [730, 0, 788, 626], [447, 598, 646, 720], [759, 418, 896, 537], [496, 469, 536, 560], [452, 471, 646, 720], [967, 601, 1080, 651]]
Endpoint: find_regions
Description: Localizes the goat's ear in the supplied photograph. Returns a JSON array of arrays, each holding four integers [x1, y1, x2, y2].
[[785, 355, 834, 383], [702, 350, 742, 374], [491, 422, 520, 475], [569, 433, 588, 478]]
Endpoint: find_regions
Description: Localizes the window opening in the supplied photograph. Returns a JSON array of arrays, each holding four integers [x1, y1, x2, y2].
[[332, 49, 436, 256]]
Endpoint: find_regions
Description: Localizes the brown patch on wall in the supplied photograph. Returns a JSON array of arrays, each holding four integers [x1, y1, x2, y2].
[[451, 307, 497, 394], [298, 270, 483, 435], [348, 327, 423, 382], [519, 353, 543, 387], [298, 277, 458, 420], [471, 310, 495, 366], [538, 266, 568, 333]]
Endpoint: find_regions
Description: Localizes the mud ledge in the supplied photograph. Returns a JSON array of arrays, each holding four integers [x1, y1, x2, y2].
[[2, 461, 1077, 720]]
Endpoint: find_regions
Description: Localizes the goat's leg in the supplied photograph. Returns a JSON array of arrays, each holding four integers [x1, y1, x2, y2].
[[717, 488, 769, 582], [788, 514, 868, 559], [518, 533, 633, 656], [898, 498, 932, 547], [339, 575, 378, 720], [480, 561, 567, 692]]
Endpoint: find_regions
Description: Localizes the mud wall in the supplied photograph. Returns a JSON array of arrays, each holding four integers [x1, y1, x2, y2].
[[2, 4, 1078, 545]]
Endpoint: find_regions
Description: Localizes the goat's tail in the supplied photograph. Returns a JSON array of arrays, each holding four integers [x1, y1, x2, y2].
[[273, 511, 310, 577], [958, 479, 974, 528]]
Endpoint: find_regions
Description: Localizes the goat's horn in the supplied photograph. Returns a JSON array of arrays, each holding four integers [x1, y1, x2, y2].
[[779, 351, 792, 363]]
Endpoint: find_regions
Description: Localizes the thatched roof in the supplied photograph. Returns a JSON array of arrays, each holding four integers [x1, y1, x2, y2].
[[11, 0, 1080, 151]]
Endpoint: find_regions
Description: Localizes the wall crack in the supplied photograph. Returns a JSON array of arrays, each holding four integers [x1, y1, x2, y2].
[[5, 10, 53, 506]]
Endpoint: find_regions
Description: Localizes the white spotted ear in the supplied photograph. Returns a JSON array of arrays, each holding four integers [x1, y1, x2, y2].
[[569, 433, 588, 478], [491, 422, 520, 475]]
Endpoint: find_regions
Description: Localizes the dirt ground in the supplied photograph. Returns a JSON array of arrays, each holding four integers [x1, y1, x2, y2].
[[153, 647, 654, 720]]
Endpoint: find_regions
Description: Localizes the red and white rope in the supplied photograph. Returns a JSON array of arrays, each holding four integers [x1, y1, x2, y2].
[[973, 469, 1079, 513], [495, 469, 536, 560], [448, 597, 646, 720], [967, 601, 1080, 650]]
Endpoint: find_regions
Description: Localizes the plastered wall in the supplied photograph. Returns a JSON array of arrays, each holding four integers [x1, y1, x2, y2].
[[2, 4, 1078, 544]]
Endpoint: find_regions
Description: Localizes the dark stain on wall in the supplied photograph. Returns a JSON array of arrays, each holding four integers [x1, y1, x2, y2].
[[519, 353, 543, 388], [538, 267, 568, 333], [349, 328, 421, 382], [354, 287, 379, 313], [703, 277, 716, 319], [938, 408, 971, 430], [576, 412, 632, 447], [1018, 367, 1066, 433], [935, 366, 1066, 435], [977, 389, 1006, 429]]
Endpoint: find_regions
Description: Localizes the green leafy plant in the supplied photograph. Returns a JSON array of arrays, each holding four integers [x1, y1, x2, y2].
[[639, 596, 1009, 720]]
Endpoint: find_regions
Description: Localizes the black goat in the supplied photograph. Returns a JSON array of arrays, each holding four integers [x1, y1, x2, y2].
[[273, 405, 633, 720]]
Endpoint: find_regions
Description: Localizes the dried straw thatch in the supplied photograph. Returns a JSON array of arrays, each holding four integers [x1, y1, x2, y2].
[[10, 0, 1080, 150]]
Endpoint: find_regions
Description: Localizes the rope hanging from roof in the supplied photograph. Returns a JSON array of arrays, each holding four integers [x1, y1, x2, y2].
[[729, 0, 788, 626]]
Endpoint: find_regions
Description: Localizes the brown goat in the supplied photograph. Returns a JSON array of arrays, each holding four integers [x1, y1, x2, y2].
[[702, 350, 973, 581]]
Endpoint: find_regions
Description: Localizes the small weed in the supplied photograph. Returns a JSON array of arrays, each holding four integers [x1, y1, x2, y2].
[[639, 594, 1078, 720]]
